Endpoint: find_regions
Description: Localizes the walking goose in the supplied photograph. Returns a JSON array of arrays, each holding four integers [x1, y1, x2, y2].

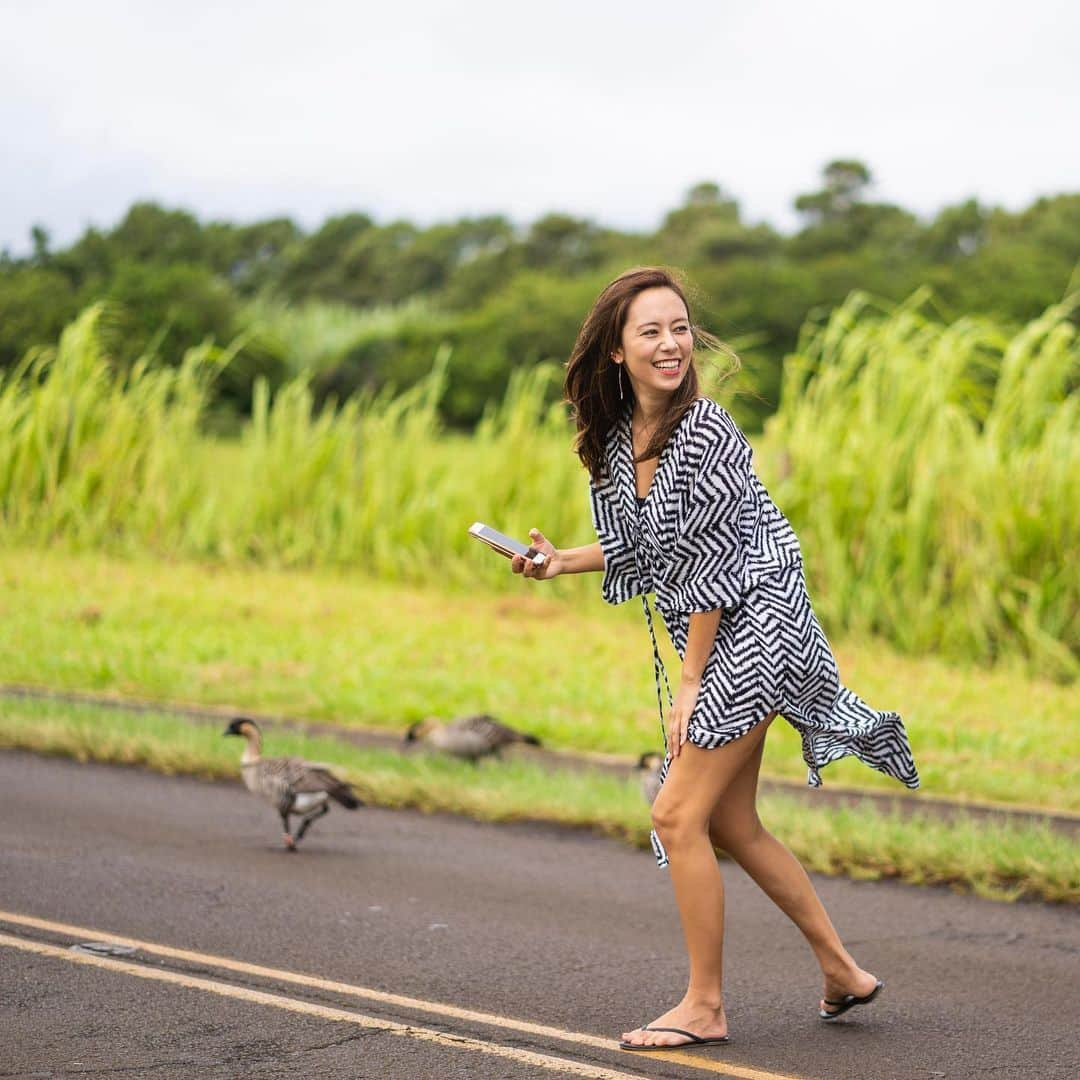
[[404, 714, 541, 761], [223, 717, 362, 850]]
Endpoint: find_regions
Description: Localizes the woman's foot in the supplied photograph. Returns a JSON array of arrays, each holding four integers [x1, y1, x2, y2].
[[820, 964, 880, 1018], [620, 997, 728, 1048]]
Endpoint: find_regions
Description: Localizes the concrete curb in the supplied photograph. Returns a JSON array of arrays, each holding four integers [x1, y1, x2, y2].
[[3, 682, 1077, 837]]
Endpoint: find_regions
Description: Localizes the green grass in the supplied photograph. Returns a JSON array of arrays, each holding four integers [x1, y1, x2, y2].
[[1, 296, 1076, 679], [2, 548, 1077, 813], [2, 696, 1075, 904]]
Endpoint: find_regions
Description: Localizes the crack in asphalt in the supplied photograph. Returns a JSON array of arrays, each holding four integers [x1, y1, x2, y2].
[[0, 1032, 390, 1079], [3, 1059, 211, 1075], [284, 1029, 386, 1056], [847, 925, 1078, 955]]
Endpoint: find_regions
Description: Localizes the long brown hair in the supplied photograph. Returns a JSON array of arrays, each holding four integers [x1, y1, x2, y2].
[[564, 266, 733, 483]]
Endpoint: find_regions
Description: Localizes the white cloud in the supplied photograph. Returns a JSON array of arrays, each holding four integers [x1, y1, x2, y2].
[[1, 0, 1077, 253]]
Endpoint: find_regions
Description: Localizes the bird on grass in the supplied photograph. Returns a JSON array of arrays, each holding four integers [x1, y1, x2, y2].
[[404, 714, 541, 762], [637, 751, 664, 806], [223, 717, 362, 851]]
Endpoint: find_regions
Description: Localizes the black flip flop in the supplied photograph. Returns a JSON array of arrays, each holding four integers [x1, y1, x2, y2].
[[819, 979, 884, 1021], [619, 1026, 730, 1051]]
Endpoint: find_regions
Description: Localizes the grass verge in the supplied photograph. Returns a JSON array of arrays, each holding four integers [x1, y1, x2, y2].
[[2, 697, 1076, 905], [2, 548, 1077, 812]]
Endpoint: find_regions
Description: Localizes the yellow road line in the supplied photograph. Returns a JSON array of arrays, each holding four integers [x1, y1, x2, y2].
[[0, 932, 639, 1079], [0, 909, 805, 1080]]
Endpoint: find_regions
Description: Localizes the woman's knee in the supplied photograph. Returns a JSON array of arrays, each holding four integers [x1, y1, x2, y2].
[[651, 797, 707, 850]]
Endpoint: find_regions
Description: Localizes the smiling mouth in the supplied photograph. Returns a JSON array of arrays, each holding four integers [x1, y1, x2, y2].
[[652, 359, 681, 371]]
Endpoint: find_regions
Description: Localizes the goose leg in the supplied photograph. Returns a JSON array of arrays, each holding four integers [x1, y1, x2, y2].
[[280, 810, 296, 851], [295, 803, 330, 843]]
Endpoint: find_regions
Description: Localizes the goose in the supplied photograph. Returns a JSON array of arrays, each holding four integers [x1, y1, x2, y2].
[[223, 717, 362, 850], [637, 751, 664, 806], [404, 714, 541, 761]]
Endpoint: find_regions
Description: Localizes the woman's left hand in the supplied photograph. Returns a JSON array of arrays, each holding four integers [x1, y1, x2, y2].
[[667, 680, 701, 758]]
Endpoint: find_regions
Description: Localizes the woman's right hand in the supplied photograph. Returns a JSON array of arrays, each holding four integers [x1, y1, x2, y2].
[[511, 528, 561, 580]]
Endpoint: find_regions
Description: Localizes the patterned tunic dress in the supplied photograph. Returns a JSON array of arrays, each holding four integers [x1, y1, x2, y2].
[[589, 397, 920, 867]]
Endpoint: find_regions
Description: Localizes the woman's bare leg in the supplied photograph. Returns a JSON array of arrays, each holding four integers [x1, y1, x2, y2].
[[620, 718, 773, 1049], [707, 730, 879, 1012]]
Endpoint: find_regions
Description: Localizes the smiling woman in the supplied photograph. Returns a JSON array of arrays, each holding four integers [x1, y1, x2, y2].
[[564, 268, 736, 483], [617, 289, 693, 387], [514, 266, 918, 1052]]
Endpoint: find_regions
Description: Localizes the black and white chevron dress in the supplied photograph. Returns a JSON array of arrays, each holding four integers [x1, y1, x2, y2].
[[589, 397, 920, 867]]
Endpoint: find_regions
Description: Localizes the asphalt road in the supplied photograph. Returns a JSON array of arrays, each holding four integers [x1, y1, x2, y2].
[[1, 750, 1077, 1080]]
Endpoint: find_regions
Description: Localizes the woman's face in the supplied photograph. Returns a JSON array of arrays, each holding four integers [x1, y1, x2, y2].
[[613, 287, 693, 399]]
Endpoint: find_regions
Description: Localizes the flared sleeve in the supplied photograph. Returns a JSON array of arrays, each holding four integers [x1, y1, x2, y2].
[[655, 410, 752, 614], [589, 476, 643, 605]]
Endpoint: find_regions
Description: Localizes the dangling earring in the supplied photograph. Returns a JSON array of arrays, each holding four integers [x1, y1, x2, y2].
[[617, 364, 624, 401]]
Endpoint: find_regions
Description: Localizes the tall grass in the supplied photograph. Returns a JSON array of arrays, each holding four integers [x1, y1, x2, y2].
[[768, 290, 1078, 680], [0, 304, 221, 547], [0, 304, 588, 593], [186, 348, 587, 586], [1, 294, 1076, 677]]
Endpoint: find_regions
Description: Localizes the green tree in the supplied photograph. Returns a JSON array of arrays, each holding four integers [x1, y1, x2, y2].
[[53, 226, 118, 293], [995, 194, 1080, 265], [794, 160, 872, 224], [277, 213, 375, 301], [102, 261, 237, 362], [921, 199, 989, 261], [0, 267, 78, 368], [30, 224, 51, 266], [791, 160, 919, 257], [4, 177, 1078, 424], [108, 202, 207, 264], [398, 216, 515, 299], [657, 182, 780, 265], [205, 217, 302, 294], [520, 213, 619, 274]]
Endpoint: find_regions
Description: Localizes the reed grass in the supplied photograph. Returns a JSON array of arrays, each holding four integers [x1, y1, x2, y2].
[[0, 293, 1076, 678], [766, 290, 1078, 680]]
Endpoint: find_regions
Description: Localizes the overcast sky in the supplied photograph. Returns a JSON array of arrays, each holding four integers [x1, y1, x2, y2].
[[2, 0, 1077, 255]]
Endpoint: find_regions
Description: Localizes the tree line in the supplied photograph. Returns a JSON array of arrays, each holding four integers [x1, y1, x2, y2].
[[2, 160, 1077, 427]]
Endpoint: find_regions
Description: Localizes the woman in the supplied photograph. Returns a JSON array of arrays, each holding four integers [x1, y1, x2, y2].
[[511, 267, 919, 1052]]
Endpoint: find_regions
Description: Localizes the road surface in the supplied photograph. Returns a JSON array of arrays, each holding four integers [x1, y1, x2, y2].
[[2, 750, 1077, 1079]]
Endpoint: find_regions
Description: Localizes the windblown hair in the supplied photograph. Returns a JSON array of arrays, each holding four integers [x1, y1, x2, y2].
[[564, 266, 735, 483]]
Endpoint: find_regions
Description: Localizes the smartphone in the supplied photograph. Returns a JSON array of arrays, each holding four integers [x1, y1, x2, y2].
[[468, 522, 547, 566]]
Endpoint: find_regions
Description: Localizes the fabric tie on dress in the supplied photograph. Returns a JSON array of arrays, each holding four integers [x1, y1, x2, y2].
[[641, 592, 675, 868], [633, 536, 675, 869]]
